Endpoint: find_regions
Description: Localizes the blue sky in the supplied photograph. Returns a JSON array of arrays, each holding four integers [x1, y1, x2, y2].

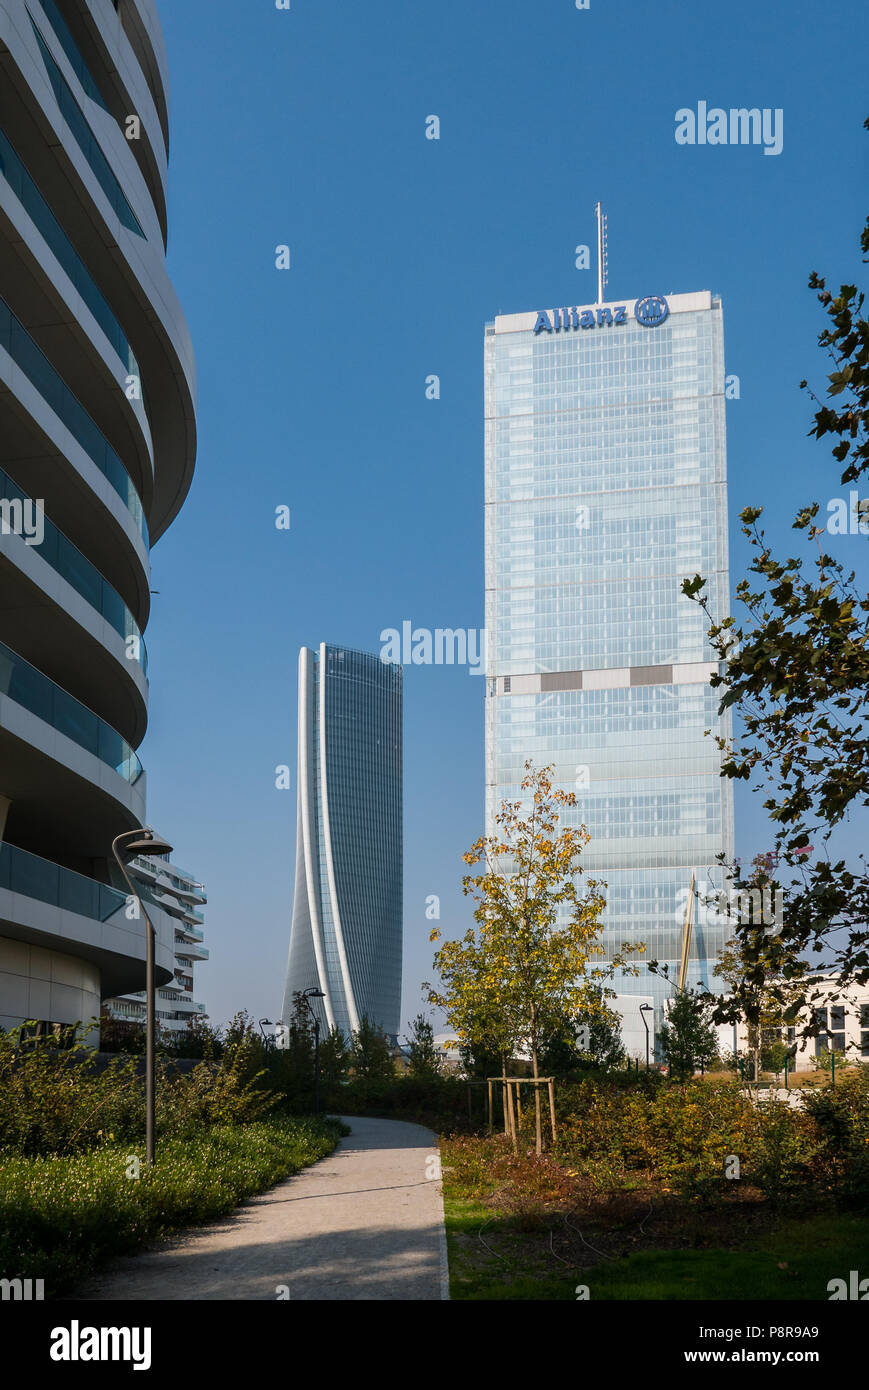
[[142, 0, 869, 1032]]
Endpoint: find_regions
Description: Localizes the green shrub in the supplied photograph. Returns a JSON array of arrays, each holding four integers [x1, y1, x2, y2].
[[800, 1064, 869, 1202], [0, 1021, 273, 1157], [744, 1099, 817, 1199], [0, 1116, 342, 1295]]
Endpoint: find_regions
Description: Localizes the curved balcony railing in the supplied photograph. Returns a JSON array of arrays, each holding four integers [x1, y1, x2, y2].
[[0, 638, 143, 784], [35, 0, 109, 111], [0, 465, 148, 677], [28, 13, 145, 238], [0, 127, 139, 377], [0, 838, 127, 922], [0, 294, 148, 545]]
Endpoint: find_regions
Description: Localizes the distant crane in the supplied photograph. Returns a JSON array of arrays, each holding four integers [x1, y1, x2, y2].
[[677, 872, 696, 993]]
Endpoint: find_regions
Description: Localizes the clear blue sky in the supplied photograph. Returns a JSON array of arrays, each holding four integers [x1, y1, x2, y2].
[[142, 0, 869, 1032]]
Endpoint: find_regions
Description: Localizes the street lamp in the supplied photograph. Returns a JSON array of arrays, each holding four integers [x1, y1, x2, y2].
[[639, 1003, 654, 1071], [301, 988, 326, 1114], [111, 827, 173, 1166], [258, 1018, 273, 1046]]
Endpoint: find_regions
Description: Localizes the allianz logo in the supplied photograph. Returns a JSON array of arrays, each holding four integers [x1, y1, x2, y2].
[[534, 304, 628, 334], [533, 295, 669, 336]]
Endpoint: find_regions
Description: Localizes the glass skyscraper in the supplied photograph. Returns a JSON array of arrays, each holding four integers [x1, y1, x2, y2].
[[282, 644, 403, 1041], [485, 291, 733, 1025]]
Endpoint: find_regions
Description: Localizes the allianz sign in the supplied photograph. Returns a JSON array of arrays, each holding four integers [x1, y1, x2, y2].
[[533, 295, 670, 335]]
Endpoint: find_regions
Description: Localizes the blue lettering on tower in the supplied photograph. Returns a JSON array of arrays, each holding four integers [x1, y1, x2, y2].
[[532, 302, 632, 334]]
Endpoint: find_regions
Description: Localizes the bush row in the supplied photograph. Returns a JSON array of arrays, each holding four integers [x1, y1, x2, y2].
[[0, 1116, 343, 1295], [0, 1021, 273, 1156]]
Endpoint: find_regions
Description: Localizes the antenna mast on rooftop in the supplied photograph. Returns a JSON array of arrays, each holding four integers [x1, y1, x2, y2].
[[595, 201, 608, 304]]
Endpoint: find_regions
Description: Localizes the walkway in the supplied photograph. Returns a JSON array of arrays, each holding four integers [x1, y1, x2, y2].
[[78, 1115, 449, 1301]]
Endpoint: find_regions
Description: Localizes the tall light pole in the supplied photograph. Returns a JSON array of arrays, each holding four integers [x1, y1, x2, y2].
[[301, 987, 326, 1114], [639, 1003, 654, 1072], [111, 827, 173, 1165]]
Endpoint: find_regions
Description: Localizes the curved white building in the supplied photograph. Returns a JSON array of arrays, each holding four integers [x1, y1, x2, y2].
[[0, 0, 195, 1036], [281, 644, 403, 1042]]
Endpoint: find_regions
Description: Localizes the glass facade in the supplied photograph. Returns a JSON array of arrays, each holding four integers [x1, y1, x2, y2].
[[282, 644, 403, 1041], [0, 636, 143, 783], [0, 126, 139, 376], [29, 13, 145, 238], [484, 292, 734, 1024], [0, 464, 148, 675], [0, 293, 148, 543]]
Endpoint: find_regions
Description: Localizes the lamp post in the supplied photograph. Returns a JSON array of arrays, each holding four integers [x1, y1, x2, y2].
[[258, 1018, 273, 1047], [639, 1003, 653, 1071], [301, 988, 326, 1113], [111, 827, 173, 1166]]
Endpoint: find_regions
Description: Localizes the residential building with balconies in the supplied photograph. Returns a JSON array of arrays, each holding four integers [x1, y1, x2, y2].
[[0, 0, 196, 1038], [102, 853, 208, 1033]]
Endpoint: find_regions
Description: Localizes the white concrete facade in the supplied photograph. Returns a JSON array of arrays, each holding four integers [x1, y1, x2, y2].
[[0, 0, 196, 1037]]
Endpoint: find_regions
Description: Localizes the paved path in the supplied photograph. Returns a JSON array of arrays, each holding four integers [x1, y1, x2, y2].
[[77, 1116, 449, 1301]]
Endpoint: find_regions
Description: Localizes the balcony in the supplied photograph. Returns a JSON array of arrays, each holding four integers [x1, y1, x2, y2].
[[172, 998, 205, 1014], [180, 943, 208, 961], [0, 126, 138, 377], [0, 637, 143, 783], [0, 837, 126, 920], [0, 294, 147, 543], [175, 924, 204, 943], [0, 466, 148, 677], [29, 15, 145, 238]]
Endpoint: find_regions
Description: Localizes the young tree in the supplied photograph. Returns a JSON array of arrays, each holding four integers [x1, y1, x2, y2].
[[350, 1015, 395, 1081], [710, 854, 811, 1083], [574, 991, 629, 1072], [428, 762, 641, 1153], [405, 1014, 440, 1078], [318, 1026, 349, 1086], [682, 175, 869, 1005], [659, 989, 718, 1082], [540, 991, 627, 1074]]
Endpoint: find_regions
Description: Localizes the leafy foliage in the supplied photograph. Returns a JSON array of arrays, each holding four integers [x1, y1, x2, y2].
[[659, 991, 718, 1082], [405, 1013, 441, 1078], [349, 1014, 395, 1081], [0, 1116, 343, 1295], [682, 182, 869, 998], [428, 764, 642, 1151], [0, 1019, 272, 1157]]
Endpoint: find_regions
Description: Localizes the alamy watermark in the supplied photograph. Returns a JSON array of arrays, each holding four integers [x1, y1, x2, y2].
[[0, 497, 44, 546], [675, 884, 784, 933], [380, 622, 487, 675], [827, 1270, 869, 1300], [675, 103, 783, 156], [825, 492, 869, 535], [1, 1277, 44, 1300]]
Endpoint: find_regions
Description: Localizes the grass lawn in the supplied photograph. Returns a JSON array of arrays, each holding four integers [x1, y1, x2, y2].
[[445, 1198, 869, 1301], [0, 1114, 345, 1297]]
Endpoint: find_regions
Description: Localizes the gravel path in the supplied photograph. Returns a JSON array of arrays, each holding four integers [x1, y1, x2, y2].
[[77, 1115, 449, 1301]]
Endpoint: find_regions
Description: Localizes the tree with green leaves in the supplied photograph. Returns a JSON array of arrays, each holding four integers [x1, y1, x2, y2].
[[405, 1013, 440, 1078], [711, 854, 810, 1084], [540, 990, 627, 1074], [427, 762, 641, 1153], [318, 1026, 349, 1086], [659, 989, 718, 1082], [350, 1014, 395, 1081], [683, 152, 869, 1018]]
